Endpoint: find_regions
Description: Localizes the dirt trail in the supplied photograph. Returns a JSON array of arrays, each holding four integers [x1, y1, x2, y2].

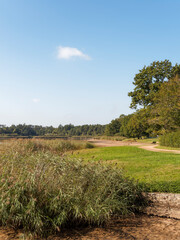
[[89, 139, 180, 154], [139, 144, 180, 154]]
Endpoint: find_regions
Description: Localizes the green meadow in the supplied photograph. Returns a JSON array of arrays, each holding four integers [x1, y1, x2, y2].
[[71, 146, 180, 193]]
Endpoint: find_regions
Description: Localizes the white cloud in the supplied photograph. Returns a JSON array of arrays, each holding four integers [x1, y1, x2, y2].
[[32, 98, 40, 103], [57, 46, 91, 60]]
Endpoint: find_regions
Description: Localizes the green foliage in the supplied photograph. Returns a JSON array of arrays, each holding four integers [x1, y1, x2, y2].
[[119, 114, 132, 137], [128, 60, 180, 109], [105, 114, 133, 137], [105, 111, 150, 139], [85, 142, 95, 148], [106, 61, 180, 139], [105, 118, 121, 136], [125, 109, 150, 138], [0, 142, 146, 237], [151, 75, 180, 132], [160, 131, 180, 148]]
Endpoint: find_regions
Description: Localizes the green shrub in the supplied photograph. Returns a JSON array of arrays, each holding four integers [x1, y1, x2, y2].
[[0, 151, 147, 237], [85, 142, 95, 148], [160, 131, 180, 148]]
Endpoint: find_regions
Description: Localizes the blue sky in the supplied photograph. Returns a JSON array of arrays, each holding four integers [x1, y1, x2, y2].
[[1, 0, 180, 127]]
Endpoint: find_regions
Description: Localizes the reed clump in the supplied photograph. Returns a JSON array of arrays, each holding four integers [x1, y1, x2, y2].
[[0, 140, 146, 237]]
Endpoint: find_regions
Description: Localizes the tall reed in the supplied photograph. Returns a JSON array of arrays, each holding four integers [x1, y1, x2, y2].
[[0, 140, 147, 237]]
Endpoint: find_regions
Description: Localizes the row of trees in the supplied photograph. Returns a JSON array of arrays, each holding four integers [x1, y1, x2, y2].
[[56, 124, 105, 136], [0, 124, 106, 137], [105, 112, 150, 138], [106, 60, 180, 138]]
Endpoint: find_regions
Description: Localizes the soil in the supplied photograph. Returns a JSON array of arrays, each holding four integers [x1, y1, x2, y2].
[[54, 215, 180, 240], [0, 214, 179, 239]]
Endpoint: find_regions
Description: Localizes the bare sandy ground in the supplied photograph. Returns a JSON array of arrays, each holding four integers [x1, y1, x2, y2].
[[0, 215, 179, 240], [145, 193, 180, 219], [89, 139, 180, 154], [54, 215, 180, 240]]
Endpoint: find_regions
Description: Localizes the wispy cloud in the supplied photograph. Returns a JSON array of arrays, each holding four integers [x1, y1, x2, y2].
[[57, 46, 91, 60], [32, 98, 40, 103]]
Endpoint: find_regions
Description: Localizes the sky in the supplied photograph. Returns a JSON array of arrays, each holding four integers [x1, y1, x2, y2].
[[0, 0, 180, 127]]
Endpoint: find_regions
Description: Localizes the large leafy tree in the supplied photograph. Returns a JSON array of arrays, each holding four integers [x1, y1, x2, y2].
[[125, 109, 150, 138], [105, 114, 131, 136], [151, 74, 180, 132], [128, 60, 180, 109], [105, 118, 122, 136]]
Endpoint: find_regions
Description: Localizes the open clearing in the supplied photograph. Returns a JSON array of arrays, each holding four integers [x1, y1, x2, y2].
[[72, 143, 180, 193], [89, 139, 180, 154]]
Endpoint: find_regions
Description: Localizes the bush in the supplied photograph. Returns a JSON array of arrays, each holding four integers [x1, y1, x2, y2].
[[85, 142, 95, 148], [0, 150, 147, 237], [160, 131, 180, 148]]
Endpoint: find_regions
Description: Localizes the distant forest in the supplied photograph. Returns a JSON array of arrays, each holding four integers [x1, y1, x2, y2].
[[1, 60, 180, 139], [0, 124, 106, 137]]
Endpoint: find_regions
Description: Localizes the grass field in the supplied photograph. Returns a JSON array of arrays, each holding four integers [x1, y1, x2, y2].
[[71, 146, 180, 193]]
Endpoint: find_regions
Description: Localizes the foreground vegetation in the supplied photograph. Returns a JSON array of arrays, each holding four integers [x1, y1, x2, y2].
[[72, 146, 180, 193], [0, 140, 146, 237]]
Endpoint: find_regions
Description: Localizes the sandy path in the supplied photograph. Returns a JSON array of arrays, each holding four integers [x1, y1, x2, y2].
[[139, 144, 180, 154], [89, 139, 180, 154]]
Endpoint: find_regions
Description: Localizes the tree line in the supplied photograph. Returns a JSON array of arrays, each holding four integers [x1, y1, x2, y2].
[[0, 124, 106, 137]]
